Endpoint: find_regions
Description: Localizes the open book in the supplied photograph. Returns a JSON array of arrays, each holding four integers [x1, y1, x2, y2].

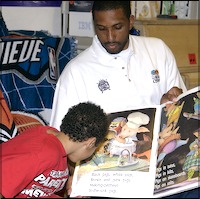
[[70, 86, 199, 198]]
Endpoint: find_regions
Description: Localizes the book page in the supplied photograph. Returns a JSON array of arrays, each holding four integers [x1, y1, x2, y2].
[[153, 86, 200, 197], [71, 106, 162, 198]]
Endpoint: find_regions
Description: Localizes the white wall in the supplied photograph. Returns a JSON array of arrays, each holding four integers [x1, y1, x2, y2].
[[1, 6, 62, 36]]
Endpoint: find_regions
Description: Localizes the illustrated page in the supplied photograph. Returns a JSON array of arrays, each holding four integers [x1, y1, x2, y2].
[[71, 106, 161, 198], [154, 86, 200, 197]]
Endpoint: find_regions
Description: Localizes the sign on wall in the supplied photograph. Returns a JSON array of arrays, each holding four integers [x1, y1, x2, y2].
[[69, 11, 94, 37], [68, 1, 94, 37]]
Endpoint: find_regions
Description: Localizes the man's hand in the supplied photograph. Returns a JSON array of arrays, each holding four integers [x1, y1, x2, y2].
[[160, 87, 183, 104]]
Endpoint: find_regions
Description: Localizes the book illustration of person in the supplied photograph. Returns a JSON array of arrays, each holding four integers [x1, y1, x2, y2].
[[109, 112, 150, 158], [182, 128, 200, 180], [183, 92, 200, 120], [92, 115, 152, 167], [157, 123, 189, 167]]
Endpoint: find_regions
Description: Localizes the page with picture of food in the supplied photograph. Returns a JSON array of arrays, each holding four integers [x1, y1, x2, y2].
[[70, 105, 162, 198]]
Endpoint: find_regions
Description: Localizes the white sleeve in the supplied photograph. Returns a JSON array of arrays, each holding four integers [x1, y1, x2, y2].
[[153, 38, 187, 94], [163, 40, 187, 93]]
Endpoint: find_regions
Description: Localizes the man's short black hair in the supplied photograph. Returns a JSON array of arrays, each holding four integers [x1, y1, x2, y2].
[[92, 1, 131, 20], [60, 102, 109, 146]]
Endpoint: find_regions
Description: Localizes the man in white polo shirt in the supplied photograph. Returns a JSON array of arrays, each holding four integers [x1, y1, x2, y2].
[[50, 1, 186, 130]]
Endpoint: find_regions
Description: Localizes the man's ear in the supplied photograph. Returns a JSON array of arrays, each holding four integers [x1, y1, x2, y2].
[[86, 137, 96, 149]]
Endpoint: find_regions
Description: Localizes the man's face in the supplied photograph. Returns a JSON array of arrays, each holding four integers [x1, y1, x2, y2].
[[93, 8, 133, 54]]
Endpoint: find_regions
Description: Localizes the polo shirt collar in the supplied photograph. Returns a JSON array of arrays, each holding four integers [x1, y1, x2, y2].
[[91, 35, 134, 64]]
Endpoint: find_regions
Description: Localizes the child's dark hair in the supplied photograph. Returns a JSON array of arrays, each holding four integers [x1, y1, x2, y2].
[[60, 102, 109, 146], [92, 1, 131, 20]]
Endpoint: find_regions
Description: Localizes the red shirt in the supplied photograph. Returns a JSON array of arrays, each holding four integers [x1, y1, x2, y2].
[[0, 126, 68, 198]]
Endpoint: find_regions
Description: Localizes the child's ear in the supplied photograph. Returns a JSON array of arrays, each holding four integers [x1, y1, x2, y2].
[[86, 137, 96, 149]]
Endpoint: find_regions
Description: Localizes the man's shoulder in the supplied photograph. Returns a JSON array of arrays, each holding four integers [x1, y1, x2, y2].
[[130, 35, 164, 43], [69, 47, 93, 63], [63, 46, 96, 72], [130, 35, 166, 49]]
